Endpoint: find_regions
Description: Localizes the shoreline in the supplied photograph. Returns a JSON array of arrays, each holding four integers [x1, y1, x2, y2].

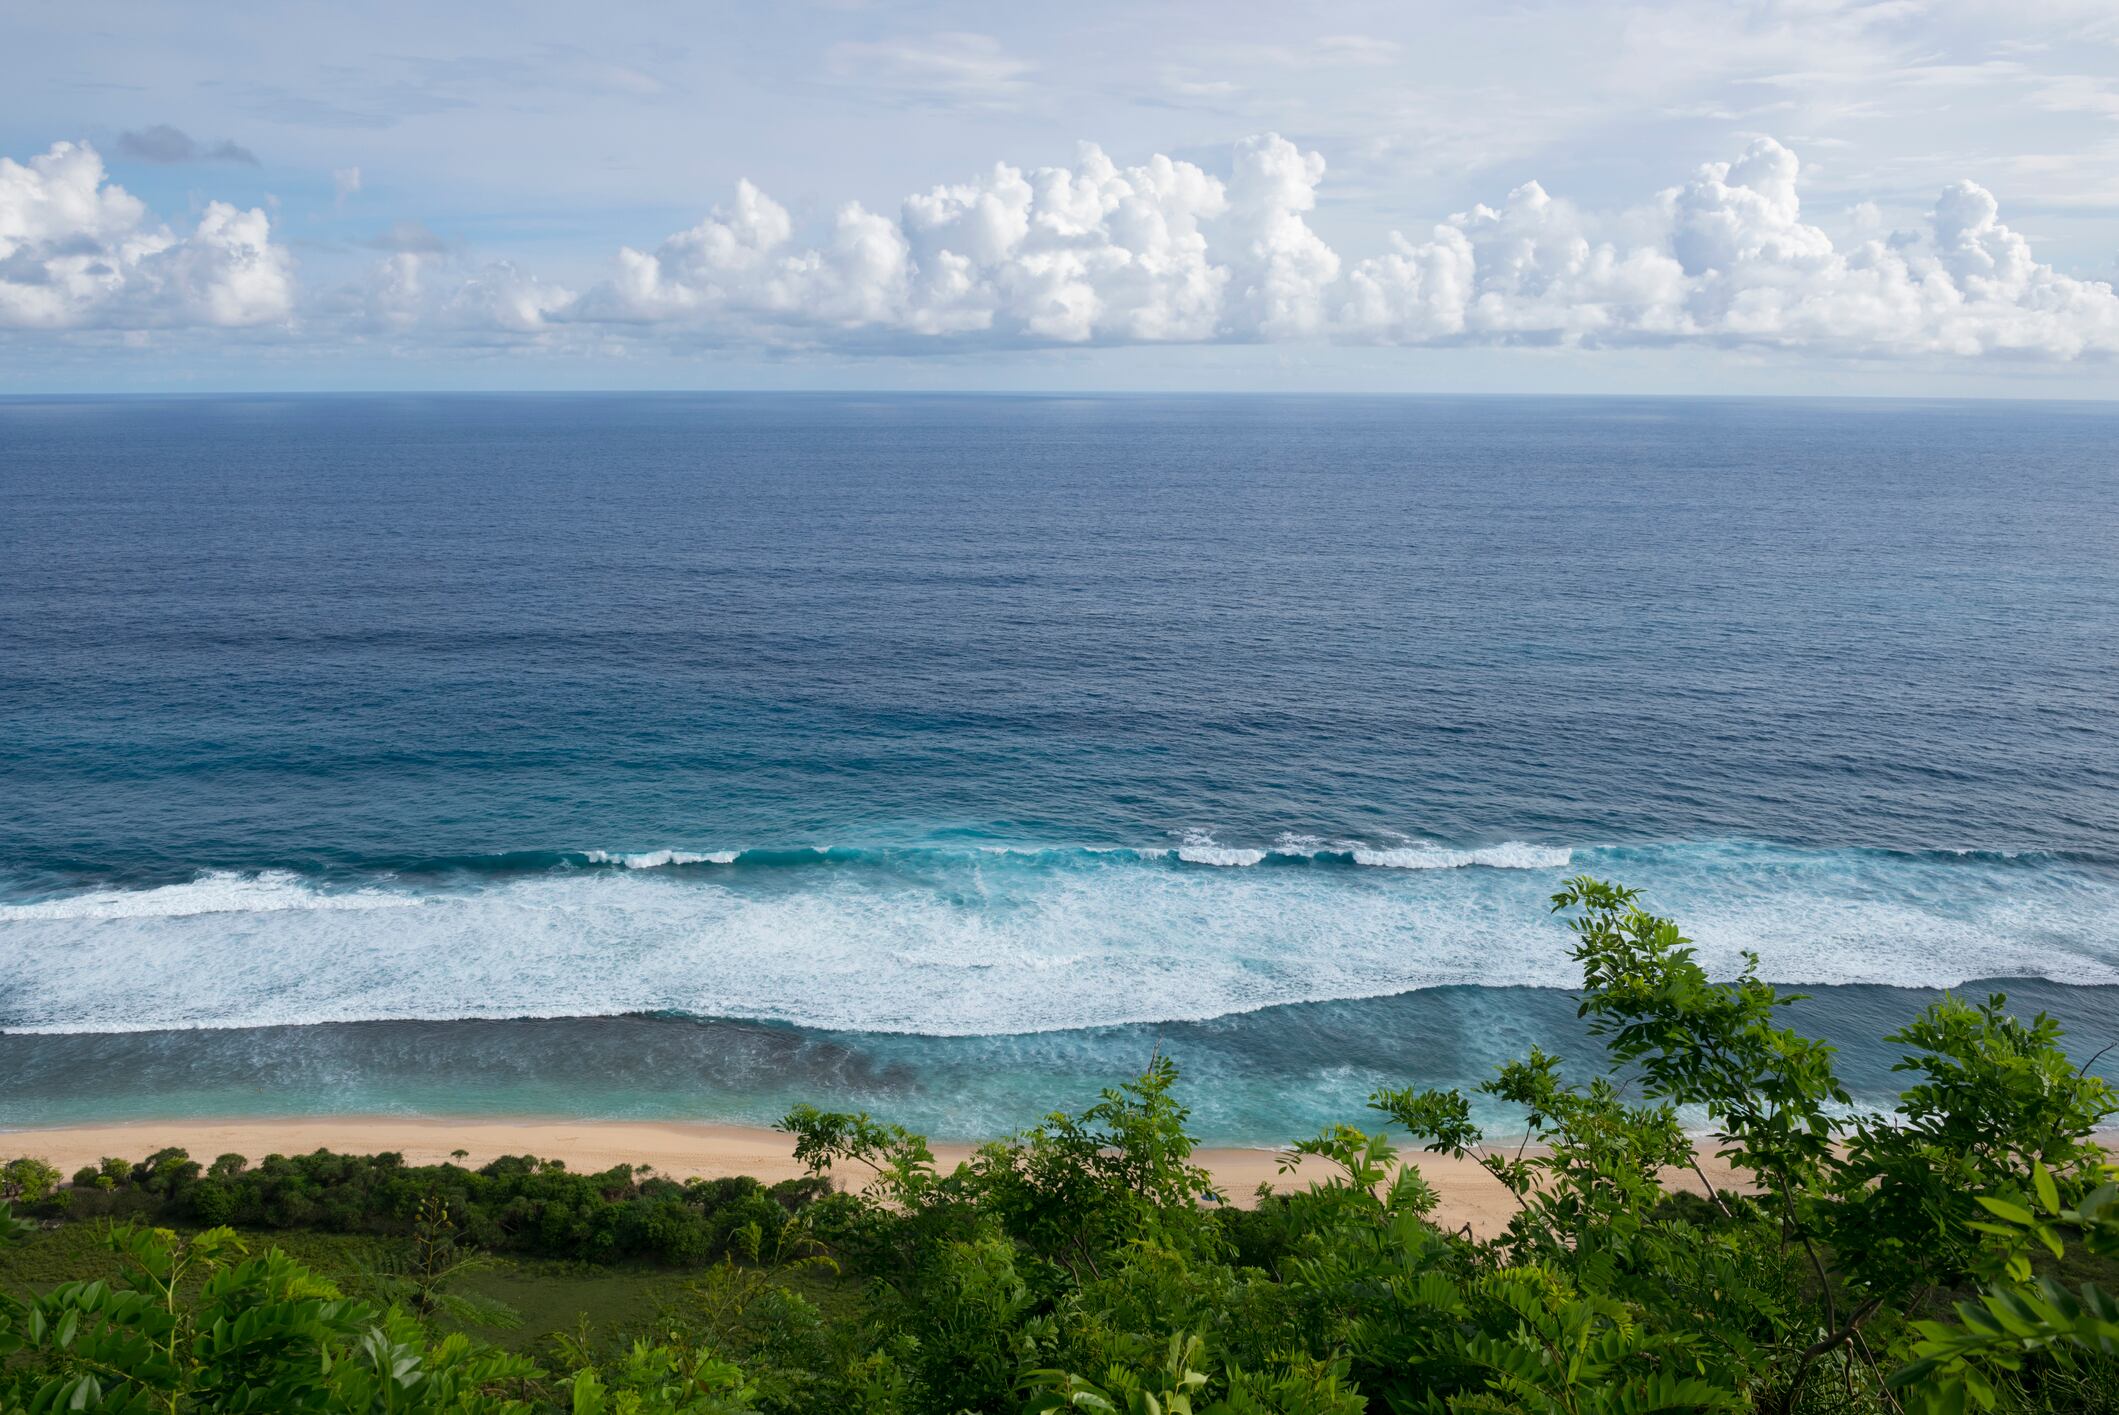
[[0, 1114, 1745, 1239]]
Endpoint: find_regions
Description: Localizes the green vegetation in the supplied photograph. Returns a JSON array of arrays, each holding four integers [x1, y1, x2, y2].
[[42, 1145, 832, 1270], [2, 877, 2115, 1413], [0, 1221, 688, 1353]]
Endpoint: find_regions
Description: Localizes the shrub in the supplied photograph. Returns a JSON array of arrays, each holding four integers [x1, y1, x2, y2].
[[188, 1177, 238, 1225], [0, 1157, 60, 1206]]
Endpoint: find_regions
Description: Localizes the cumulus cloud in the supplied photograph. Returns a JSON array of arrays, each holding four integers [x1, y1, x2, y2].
[[438, 260, 574, 333], [537, 133, 2119, 359], [0, 141, 293, 329], [580, 145, 1237, 344], [1223, 134, 1339, 337], [8, 132, 2116, 361], [114, 124, 259, 166], [1341, 138, 2119, 357]]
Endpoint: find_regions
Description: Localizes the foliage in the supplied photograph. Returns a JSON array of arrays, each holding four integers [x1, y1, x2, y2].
[[1890, 1167, 2119, 1412], [38, 1146, 832, 1269], [2, 1222, 393, 1412], [0, 1159, 62, 1208], [2, 877, 2114, 1414], [1827, 995, 2118, 1302], [965, 1055, 1225, 1279]]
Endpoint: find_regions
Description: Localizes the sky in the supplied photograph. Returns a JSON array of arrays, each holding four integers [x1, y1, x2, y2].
[[4, 0, 2119, 395]]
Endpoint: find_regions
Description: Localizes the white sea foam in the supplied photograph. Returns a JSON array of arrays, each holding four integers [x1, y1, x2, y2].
[[2, 843, 2115, 1038], [0, 871, 420, 922], [1264, 834, 1570, 870], [1350, 842, 1573, 870], [583, 849, 738, 868], [1176, 832, 1268, 867]]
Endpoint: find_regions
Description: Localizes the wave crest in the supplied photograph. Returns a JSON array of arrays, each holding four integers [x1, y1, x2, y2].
[[2, 838, 2115, 1038], [0, 871, 421, 922], [1177, 833, 1268, 867], [582, 849, 739, 869]]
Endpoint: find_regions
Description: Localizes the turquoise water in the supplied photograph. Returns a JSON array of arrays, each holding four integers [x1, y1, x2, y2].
[[2, 394, 2115, 1139]]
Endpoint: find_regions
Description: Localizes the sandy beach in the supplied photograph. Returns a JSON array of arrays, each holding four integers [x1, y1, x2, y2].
[[0, 1116, 1769, 1239]]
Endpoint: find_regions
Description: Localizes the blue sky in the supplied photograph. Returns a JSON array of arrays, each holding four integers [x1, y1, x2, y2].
[[4, 0, 2118, 394]]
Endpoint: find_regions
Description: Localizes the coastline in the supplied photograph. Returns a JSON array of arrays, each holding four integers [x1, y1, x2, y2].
[[0, 1114, 1750, 1238]]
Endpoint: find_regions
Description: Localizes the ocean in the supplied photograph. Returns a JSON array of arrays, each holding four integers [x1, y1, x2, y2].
[[3, 392, 2116, 1142]]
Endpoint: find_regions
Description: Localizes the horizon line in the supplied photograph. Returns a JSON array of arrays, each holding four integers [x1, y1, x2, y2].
[[6, 388, 2119, 408]]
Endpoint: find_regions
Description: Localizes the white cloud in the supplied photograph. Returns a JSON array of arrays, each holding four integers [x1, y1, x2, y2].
[[541, 132, 2117, 359], [441, 260, 575, 333], [354, 247, 572, 336], [587, 145, 1233, 344], [1160, 69, 1240, 101], [585, 178, 915, 330], [0, 141, 293, 329], [1341, 137, 2119, 357], [172, 202, 296, 327], [6, 131, 2115, 363], [1222, 134, 1339, 337]]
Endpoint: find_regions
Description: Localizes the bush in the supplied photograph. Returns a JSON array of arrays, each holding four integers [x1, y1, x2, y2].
[[187, 1178, 237, 1225], [13, 1142, 835, 1270], [0, 1157, 60, 1206]]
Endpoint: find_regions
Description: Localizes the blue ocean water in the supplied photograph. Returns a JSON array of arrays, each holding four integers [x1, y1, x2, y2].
[[2, 393, 2116, 1141]]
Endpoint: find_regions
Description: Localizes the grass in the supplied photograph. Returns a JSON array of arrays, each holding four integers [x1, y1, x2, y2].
[[456, 1258, 700, 1351], [0, 1220, 861, 1357]]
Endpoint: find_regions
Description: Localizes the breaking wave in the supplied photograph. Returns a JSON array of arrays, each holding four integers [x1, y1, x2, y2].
[[582, 849, 740, 869], [2, 837, 2115, 1038]]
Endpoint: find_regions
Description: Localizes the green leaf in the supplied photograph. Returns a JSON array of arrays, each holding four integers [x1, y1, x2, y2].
[[2032, 1162, 2060, 1215], [1975, 1197, 2034, 1225]]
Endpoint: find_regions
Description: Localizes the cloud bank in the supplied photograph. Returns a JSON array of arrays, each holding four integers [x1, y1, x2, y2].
[[567, 134, 2118, 359], [0, 142, 292, 329], [6, 134, 2117, 361]]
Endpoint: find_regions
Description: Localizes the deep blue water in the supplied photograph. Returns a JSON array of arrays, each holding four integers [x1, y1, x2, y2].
[[2, 393, 2116, 1140]]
